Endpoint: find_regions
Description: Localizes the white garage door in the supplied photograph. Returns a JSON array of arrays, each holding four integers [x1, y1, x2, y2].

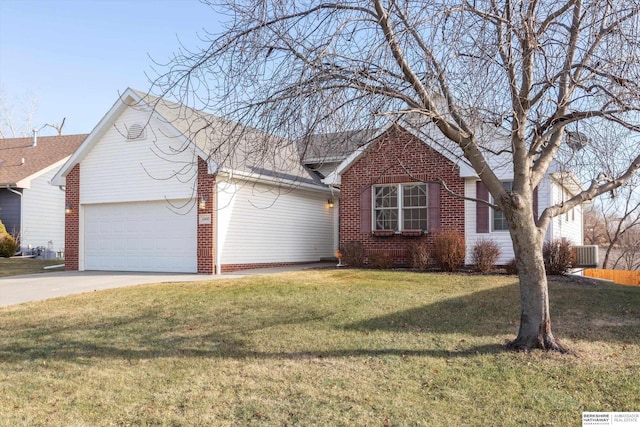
[[84, 201, 197, 273]]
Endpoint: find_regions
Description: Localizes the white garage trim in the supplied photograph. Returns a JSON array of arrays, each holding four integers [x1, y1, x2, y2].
[[83, 201, 197, 273]]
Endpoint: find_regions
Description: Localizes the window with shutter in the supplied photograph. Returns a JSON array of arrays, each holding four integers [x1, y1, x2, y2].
[[371, 183, 430, 232], [476, 181, 490, 233]]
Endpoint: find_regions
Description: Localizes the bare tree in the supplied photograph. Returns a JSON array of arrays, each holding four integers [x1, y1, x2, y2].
[[586, 181, 640, 270], [617, 227, 640, 270], [583, 207, 609, 246], [0, 89, 38, 138], [151, 0, 640, 352], [0, 90, 66, 137]]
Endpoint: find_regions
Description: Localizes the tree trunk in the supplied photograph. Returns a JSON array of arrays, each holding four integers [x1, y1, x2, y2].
[[506, 216, 569, 353]]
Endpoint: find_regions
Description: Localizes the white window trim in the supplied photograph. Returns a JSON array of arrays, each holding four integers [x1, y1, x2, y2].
[[372, 183, 429, 232]]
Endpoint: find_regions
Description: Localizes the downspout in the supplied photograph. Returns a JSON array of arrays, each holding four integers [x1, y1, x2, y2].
[[5, 185, 22, 197], [215, 180, 221, 275]]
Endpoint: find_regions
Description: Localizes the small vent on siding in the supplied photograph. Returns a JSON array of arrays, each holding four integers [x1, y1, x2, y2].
[[126, 123, 146, 141]]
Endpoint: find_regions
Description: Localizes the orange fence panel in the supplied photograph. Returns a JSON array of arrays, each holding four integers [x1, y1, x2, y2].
[[583, 269, 640, 286]]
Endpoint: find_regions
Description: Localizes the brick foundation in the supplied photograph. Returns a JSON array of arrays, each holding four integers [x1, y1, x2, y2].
[[220, 261, 326, 273]]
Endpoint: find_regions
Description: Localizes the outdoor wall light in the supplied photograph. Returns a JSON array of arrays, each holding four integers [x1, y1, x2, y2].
[[199, 196, 208, 210], [327, 198, 334, 208], [65, 204, 73, 214]]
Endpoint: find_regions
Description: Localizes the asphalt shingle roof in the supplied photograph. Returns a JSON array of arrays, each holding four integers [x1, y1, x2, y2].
[[0, 134, 87, 187], [132, 90, 323, 185]]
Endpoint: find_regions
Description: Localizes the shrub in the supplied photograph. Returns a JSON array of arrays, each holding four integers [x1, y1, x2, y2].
[[432, 231, 466, 272], [543, 238, 573, 275], [406, 240, 430, 270], [340, 241, 365, 267], [0, 234, 19, 258], [369, 251, 394, 269], [0, 219, 7, 236], [505, 258, 519, 275], [472, 239, 501, 273]]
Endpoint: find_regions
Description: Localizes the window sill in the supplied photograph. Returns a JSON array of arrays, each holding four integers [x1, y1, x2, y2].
[[372, 230, 395, 237], [401, 229, 423, 237]]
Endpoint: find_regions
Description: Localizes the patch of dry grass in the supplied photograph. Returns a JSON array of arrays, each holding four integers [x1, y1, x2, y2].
[[0, 270, 638, 426], [0, 258, 64, 277]]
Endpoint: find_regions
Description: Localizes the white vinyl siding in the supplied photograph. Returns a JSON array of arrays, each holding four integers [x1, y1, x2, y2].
[[80, 106, 196, 204], [21, 165, 67, 252], [464, 178, 515, 265], [465, 176, 582, 264], [78, 105, 199, 272], [216, 178, 335, 265], [548, 180, 583, 245]]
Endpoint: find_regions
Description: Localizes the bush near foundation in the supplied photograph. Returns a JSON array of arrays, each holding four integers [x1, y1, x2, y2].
[[472, 239, 501, 273], [505, 258, 519, 275], [543, 238, 574, 275], [340, 241, 366, 267], [406, 240, 430, 270], [0, 234, 19, 258], [369, 251, 394, 269], [432, 231, 466, 272]]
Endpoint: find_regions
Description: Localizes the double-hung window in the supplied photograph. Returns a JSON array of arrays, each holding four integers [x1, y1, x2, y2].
[[492, 181, 512, 232], [373, 183, 428, 232]]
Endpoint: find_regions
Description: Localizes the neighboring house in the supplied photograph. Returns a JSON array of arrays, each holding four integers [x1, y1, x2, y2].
[[320, 123, 583, 266], [51, 89, 336, 274], [0, 134, 87, 254]]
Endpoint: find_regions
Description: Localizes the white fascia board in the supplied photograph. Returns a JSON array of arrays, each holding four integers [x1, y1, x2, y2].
[[322, 130, 387, 186], [551, 171, 585, 195], [399, 123, 476, 177], [322, 172, 341, 187], [192, 147, 219, 174], [51, 88, 143, 186], [16, 157, 70, 189], [217, 167, 333, 194], [323, 121, 477, 182], [50, 88, 209, 185]]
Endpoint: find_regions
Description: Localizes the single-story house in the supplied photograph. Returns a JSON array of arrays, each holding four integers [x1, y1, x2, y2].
[[52, 89, 582, 274], [319, 123, 583, 266], [51, 89, 337, 274], [0, 134, 87, 254]]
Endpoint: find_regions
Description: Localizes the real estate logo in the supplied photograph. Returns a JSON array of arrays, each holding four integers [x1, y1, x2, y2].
[[583, 412, 640, 426]]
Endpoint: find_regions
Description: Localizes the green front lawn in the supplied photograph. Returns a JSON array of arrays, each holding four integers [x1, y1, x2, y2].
[[0, 257, 64, 277], [1, 270, 638, 426]]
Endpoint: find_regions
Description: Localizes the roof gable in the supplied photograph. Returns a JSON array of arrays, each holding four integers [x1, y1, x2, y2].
[[0, 134, 87, 187], [52, 88, 323, 188], [323, 122, 476, 186]]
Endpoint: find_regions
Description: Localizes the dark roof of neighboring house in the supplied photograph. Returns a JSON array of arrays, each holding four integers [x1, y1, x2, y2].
[[298, 129, 380, 164], [0, 134, 87, 187]]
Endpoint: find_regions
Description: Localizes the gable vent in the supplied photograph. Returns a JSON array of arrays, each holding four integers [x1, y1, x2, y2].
[[126, 123, 146, 141]]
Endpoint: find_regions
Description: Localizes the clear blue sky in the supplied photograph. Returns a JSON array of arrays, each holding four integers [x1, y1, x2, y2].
[[0, 0, 223, 136]]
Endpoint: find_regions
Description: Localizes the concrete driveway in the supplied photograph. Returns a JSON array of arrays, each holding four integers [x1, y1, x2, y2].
[[0, 263, 334, 307]]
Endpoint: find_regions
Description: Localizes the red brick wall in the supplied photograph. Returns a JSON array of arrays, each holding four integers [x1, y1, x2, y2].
[[197, 157, 216, 274], [64, 164, 80, 271], [220, 261, 321, 273], [339, 125, 465, 265]]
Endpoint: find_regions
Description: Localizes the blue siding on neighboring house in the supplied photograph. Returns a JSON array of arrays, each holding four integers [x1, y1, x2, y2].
[[0, 189, 22, 235]]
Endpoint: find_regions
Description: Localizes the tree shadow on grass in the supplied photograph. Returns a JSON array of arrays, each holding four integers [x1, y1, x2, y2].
[[344, 283, 521, 337], [342, 279, 639, 345], [1, 280, 637, 363]]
